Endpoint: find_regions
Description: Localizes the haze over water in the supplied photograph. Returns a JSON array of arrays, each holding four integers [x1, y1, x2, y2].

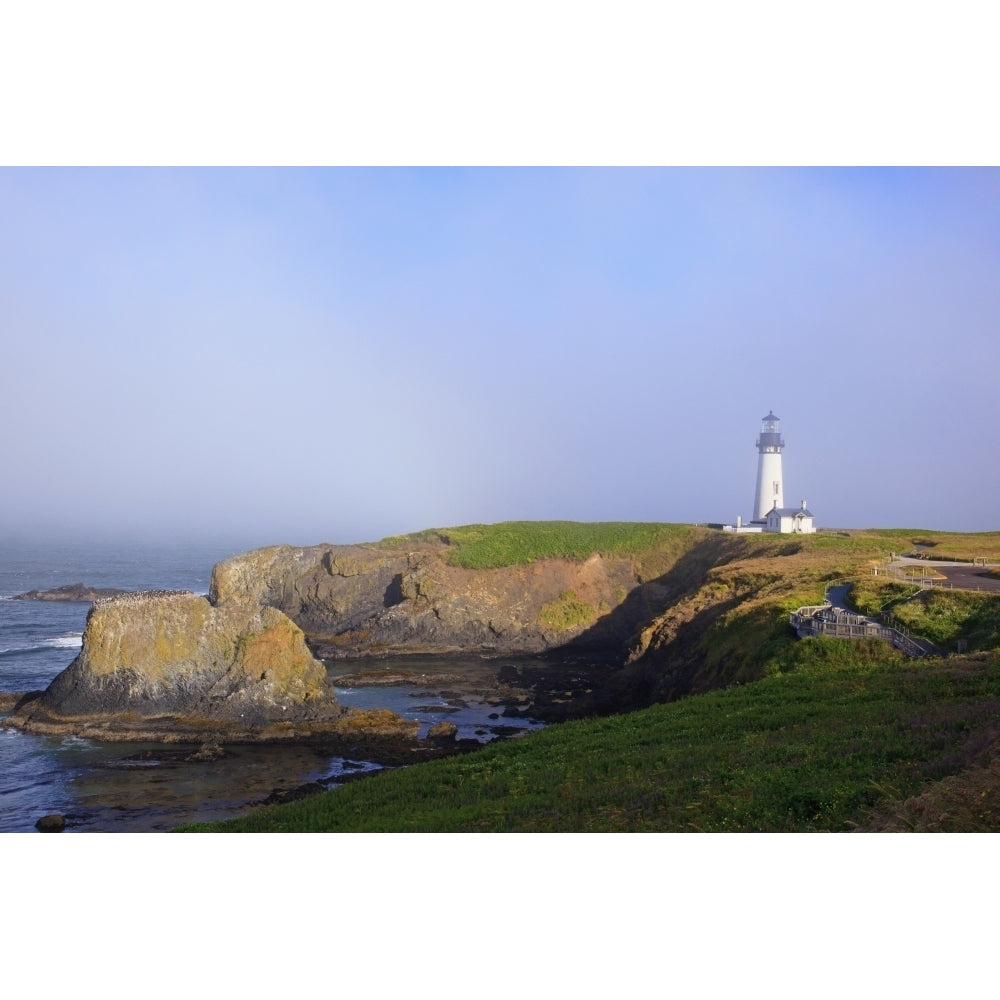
[[2, 167, 998, 550]]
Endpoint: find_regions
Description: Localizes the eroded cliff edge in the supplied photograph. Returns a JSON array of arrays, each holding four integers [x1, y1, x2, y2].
[[209, 540, 649, 657]]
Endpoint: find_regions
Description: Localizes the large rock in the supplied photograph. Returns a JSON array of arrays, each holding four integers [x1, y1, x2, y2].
[[210, 542, 643, 656], [9, 591, 345, 739]]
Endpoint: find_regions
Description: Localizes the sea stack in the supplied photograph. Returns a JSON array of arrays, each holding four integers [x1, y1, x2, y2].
[[7, 590, 346, 740]]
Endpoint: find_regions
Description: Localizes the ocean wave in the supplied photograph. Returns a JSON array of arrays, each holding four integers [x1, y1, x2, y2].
[[0, 633, 83, 656], [43, 634, 84, 649], [60, 735, 92, 747]]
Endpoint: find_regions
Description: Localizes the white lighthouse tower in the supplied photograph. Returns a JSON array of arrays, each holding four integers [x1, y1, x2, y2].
[[753, 410, 784, 522], [727, 411, 815, 534]]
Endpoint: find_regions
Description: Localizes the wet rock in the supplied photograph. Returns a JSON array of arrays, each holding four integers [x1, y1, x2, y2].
[[186, 743, 225, 762], [427, 721, 458, 740], [262, 781, 326, 805], [0, 692, 41, 713], [36, 814, 66, 833]]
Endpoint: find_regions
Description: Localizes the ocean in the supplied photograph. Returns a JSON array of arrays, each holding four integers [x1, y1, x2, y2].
[[0, 537, 231, 695], [0, 536, 542, 832]]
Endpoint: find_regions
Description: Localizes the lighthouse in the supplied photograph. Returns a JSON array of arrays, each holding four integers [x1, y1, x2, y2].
[[753, 411, 784, 522], [726, 411, 816, 534]]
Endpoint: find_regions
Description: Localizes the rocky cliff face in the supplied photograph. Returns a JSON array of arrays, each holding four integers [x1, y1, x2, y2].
[[210, 542, 645, 656], [4, 528, 797, 746], [10, 590, 346, 739]]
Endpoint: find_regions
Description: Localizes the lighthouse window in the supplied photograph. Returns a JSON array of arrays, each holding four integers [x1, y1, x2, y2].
[[773, 482, 780, 495]]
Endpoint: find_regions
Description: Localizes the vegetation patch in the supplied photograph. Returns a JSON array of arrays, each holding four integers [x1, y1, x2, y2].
[[538, 590, 599, 631], [380, 521, 695, 570], [846, 579, 921, 617], [889, 590, 1000, 651]]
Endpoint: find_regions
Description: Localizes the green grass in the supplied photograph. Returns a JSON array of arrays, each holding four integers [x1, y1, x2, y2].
[[845, 579, 1000, 651], [378, 521, 694, 570], [890, 590, 1000, 651], [179, 641, 1000, 832], [846, 579, 921, 616]]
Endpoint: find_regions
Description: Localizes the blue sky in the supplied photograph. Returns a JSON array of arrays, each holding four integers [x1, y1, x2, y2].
[[1, 167, 997, 546]]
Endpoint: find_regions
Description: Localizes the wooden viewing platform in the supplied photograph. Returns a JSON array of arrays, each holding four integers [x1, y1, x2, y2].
[[789, 604, 931, 659]]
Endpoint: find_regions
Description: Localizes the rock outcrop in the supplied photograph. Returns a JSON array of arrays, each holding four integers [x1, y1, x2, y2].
[[12, 582, 131, 602], [210, 542, 645, 656], [35, 814, 66, 833], [7, 590, 348, 741]]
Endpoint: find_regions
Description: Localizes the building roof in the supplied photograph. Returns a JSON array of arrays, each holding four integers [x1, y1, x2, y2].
[[768, 507, 814, 518]]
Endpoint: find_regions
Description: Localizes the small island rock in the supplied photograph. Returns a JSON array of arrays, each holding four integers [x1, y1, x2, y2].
[[13, 583, 132, 603], [427, 721, 459, 740]]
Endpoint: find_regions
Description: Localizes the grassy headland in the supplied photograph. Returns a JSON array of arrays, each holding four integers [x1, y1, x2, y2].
[[379, 520, 695, 572], [180, 523, 1000, 832]]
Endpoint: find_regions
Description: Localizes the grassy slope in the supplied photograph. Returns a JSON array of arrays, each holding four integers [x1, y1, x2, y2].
[[180, 642, 1000, 832], [180, 523, 1000, 832]]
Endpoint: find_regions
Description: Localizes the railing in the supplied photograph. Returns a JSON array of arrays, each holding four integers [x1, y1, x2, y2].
[[789, 605, 930, 659], [872, 563, 997, 592]]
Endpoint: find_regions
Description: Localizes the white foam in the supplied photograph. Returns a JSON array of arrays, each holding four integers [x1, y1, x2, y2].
[[0, 633, 83, 655], [42, 634, 83, 649]]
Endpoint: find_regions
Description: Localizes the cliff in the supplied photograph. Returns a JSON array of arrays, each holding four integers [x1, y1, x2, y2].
[[209, 541, 647, 656]]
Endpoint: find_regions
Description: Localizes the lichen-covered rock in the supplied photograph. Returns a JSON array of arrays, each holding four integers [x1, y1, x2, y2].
[[12, 591, 344, 735], [427, 721, 458, 740]]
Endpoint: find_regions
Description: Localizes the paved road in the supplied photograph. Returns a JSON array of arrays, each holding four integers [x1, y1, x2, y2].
[[931, 565, 1000, 593], [890, 559, 1000, 594]]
